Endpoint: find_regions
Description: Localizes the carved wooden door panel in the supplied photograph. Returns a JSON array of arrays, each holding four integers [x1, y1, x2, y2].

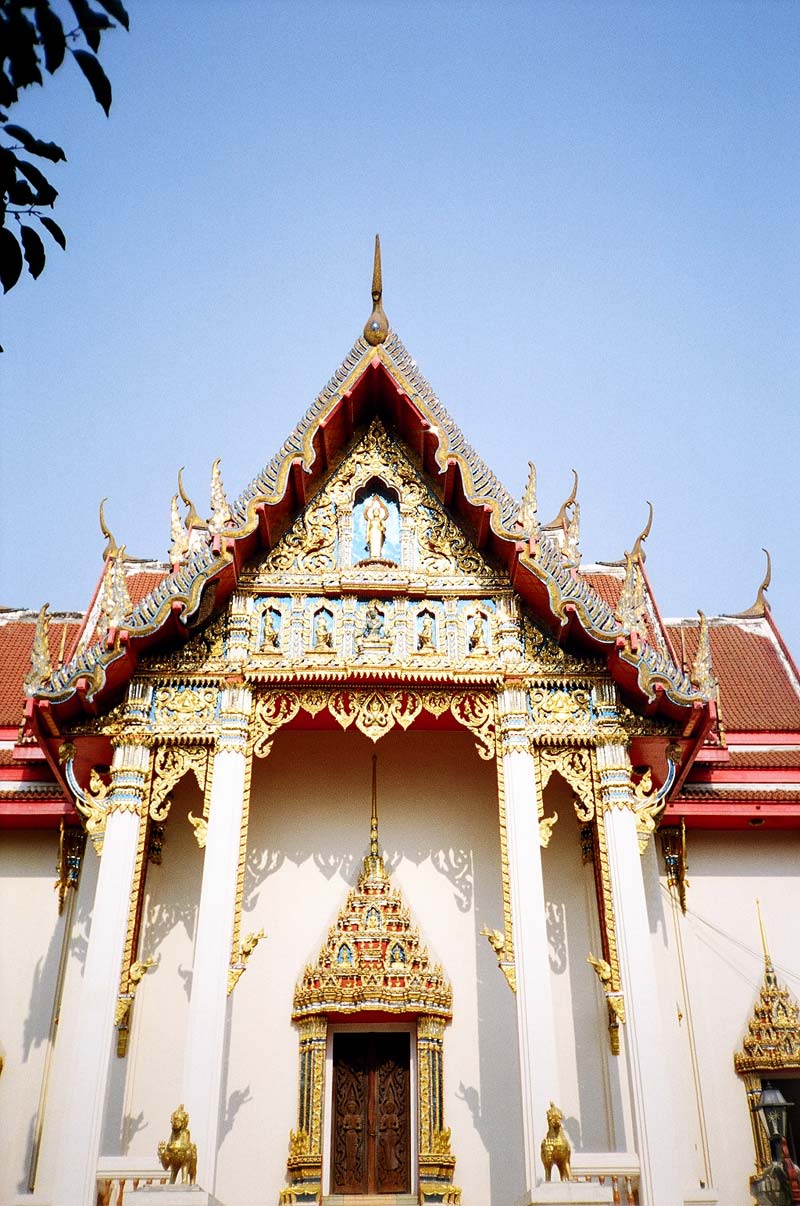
[[332, 1032, 410, 1195]]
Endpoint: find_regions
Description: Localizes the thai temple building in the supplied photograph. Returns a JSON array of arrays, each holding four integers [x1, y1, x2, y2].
[[2, 244, 800, 1206]]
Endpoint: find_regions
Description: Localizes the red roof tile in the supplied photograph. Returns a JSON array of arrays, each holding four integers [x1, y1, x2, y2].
[[728, 749, 800, 769], [0, 614, 82, 727], [127, 570, 168, 607], [667, 621, 800, 733]]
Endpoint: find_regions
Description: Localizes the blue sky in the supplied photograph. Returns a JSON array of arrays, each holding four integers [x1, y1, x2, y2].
[[3, 1, 799, 657]]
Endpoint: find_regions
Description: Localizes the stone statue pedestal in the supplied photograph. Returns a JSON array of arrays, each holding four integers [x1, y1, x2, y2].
[[531, 1183, 613, 1204], [127, 1187, 222, 1206]]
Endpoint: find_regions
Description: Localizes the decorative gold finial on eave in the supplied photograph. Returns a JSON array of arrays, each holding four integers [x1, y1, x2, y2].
[[735, 548, 772, 618], [99, 498, 119, 562], [177, 467, 208, 532], [543, 469, 578, 531], [631, 501, 654, 564], [24, 603, 52, 696], [98, 546, 132, 635], [690, 610, 717, 698], [517, 461, 539, 536], [208, 458, 232, 534], [363, 234, 389, 346], [615, 551, 645, 631], [169, 493, 189, 564]]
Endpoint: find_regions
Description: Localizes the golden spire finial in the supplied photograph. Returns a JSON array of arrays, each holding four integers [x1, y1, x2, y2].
[[631, 501, 654, 564], [615, 551, 645, 631], [363, 234, 389, 346], [756, 899, 777, 985], [370, 753, 379, 858], [177, 467, 207, 531], [363, 753, 386, 881], [735, 549, 772, 618], [99, 498, 119, 562]]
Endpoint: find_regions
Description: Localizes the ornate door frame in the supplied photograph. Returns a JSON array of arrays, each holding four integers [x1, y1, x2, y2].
[[322, 1020, 418, 1198]]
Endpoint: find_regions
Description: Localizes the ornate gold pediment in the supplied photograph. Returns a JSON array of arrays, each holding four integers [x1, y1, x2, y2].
[[293, 842, 452, 1021], [735, 957, 800, 1075]]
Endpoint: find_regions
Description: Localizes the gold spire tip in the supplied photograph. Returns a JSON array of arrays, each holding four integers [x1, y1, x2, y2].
[[370, 753, 379, 858], [363, 234, 389, 347], [756, 898, 773, 968]]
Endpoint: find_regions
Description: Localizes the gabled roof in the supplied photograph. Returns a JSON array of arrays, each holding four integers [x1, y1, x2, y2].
[[666, 615, 800, 733], [30, 329, 709, 729]]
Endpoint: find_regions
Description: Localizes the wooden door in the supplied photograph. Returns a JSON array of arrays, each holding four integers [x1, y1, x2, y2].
[[332, 1032, 411, 1195]]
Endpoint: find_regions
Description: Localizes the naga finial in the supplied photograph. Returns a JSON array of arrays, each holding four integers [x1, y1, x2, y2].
[[99, 546, 132, 634], [169, 493, 189, 564], [517, 461, 539, 535], [564, 500, 581, 566], [631, 501, 654, 564], [615, 550, 645, 631], [24, 603, 52, 696], [690, 610, 717, 698], [543, 469, 578, 531], [209, 458, 232, 533], [177, 467, 207, 531], [99, 498, 119, 562], [735, 548, 772, 618], [363, 234, 389, 346]]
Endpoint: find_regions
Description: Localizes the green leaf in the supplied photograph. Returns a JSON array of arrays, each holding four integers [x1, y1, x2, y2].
[[8, 178, 38, 205], [20, 223, 46, 279], [95, 0, 130, 30], [39, 215, 66, 249], [16, 158, 58, 205], [68, 0, 112, 54], [34, 3, 66, 74], [5, 8, 43, 91], [71, 48, 112, 115], [4, 124, 66, 163], [0, 226, 24, 293]]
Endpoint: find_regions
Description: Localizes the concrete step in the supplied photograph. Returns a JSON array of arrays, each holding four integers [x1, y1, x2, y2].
[[323, 1197, 418, 1206]]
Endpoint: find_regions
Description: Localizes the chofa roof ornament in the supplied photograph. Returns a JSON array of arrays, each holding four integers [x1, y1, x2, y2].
[[363, 234, 389, 346], [734, 548, 772, 619]]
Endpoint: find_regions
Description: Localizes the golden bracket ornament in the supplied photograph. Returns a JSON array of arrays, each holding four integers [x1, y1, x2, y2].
[[116, 956, 156, 1057], [58, 742, 109, 854], [227, 928, 265, 996], [480, 925, 516, 993], [587, 951, 626, 1056]]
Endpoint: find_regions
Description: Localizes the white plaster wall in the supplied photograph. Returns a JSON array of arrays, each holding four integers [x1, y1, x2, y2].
[[670, 829, 800, 1206], [216, 728, 524, 1206], [0, 831, 65, 1199], [541, 777, 621, 1152], [102, 777, 204, 1158]]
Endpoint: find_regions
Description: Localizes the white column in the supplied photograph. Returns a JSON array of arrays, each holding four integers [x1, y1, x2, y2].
[[52, 743, 148, 1206], [181, 684, 252, 1191], [598, 742, 682, 1206], [499, 687, 561, 1198]]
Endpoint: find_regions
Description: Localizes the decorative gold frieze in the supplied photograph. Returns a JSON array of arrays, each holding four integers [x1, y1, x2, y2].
[[116, 956, 155, 1057], [528, 687, 592, 741], [593, 796, 625, 1055], [252, 687, 496, 762], [153, 686, 219, 737]]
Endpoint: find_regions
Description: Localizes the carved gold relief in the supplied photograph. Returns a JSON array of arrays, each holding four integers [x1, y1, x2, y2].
[[593, 798, 625, 1055], [528, 687, 592, 740], [153, 686, 218, 736], [252, 688, 496, 762], [536, 747, 595, 822], [149, 745, 209, 823]]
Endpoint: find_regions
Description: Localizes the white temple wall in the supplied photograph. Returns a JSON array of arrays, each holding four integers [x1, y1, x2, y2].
[[0, 830, 96, 1204], [541, 776, 620, 1153], [668, 829, 800, 1206], [0, 831, 63, 1200], [102, 777, 203, 1158], [216, 727, 524, 1206]]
